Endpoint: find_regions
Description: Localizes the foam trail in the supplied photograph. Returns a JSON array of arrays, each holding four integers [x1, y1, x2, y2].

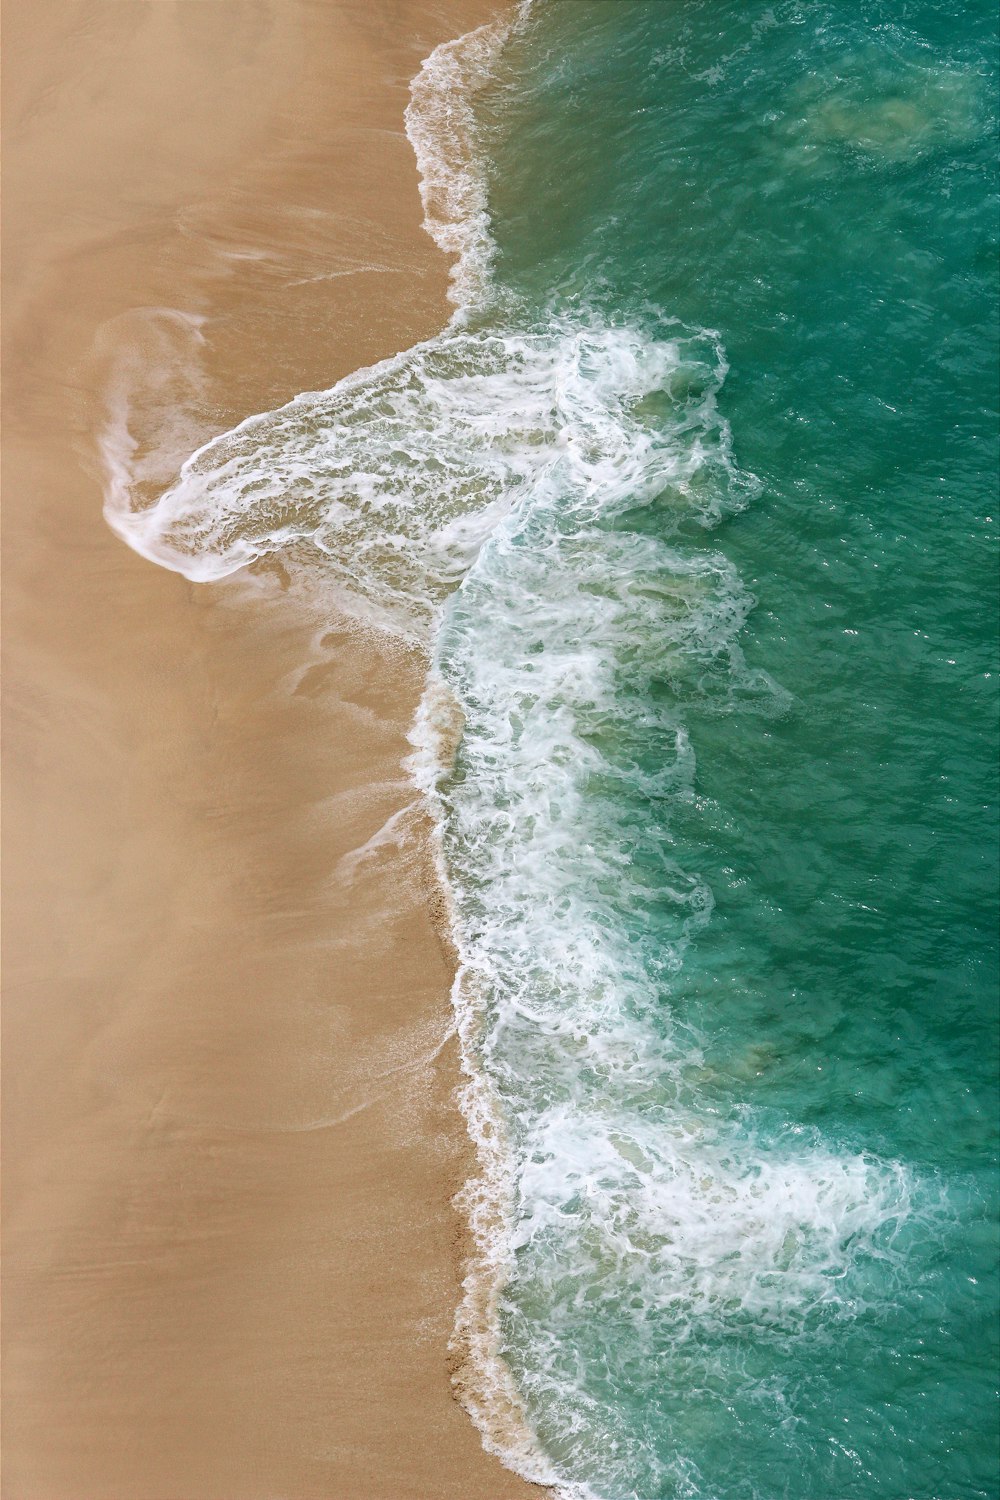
[[97, 307, 215, 539], [405, 3, 533, 320]]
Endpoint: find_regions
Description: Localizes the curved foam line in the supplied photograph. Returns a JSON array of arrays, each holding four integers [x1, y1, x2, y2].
[[405, 2, 534, 322]]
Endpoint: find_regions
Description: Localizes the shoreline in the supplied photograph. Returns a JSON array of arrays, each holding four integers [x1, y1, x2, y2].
[[2, 3, 542, 1496]]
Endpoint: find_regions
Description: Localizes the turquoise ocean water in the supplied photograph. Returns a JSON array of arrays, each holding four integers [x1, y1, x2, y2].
[[104, 3, 999, 1497], [452, 6, 999, 1496]]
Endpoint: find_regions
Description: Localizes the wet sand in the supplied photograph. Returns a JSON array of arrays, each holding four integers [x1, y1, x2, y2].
[[2, 3, 540, 1497]]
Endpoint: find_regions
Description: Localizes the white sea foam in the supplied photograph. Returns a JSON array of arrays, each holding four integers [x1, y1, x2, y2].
[[102, 316, 743, 648], [405, 4, 532, 319]]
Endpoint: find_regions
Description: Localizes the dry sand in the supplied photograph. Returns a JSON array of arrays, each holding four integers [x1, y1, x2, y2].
[[2, 3, 541, 1496]]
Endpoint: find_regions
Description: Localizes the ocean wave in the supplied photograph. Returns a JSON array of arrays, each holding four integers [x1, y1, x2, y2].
[[404, 306, 938, 1494], [102, 312, 748, 645]]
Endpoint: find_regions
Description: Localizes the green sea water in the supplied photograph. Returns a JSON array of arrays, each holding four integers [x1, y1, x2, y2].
[[445, 3, 999, 1496]]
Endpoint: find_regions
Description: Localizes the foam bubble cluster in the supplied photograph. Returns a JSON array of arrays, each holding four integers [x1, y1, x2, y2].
[[104, 316, 746, 645]]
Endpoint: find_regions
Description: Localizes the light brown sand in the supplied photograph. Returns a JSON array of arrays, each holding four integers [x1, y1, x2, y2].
[[2, 4, 542, 1497]]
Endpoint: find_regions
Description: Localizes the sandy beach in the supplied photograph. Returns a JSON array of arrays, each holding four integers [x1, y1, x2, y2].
[[2, 3, 539, 1496]]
